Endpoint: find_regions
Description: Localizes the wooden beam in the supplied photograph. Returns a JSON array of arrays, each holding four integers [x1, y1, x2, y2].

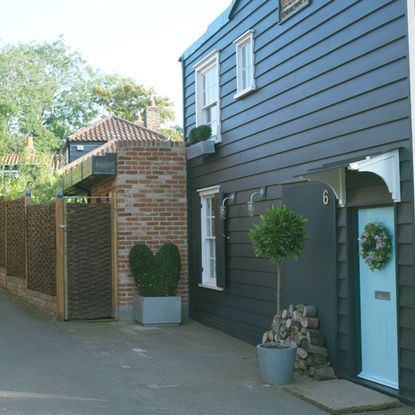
[[55, 192, 65, 321], [4, 195, 8, 278], [110, 192, 118, 320], [24, 190, 31, 285]]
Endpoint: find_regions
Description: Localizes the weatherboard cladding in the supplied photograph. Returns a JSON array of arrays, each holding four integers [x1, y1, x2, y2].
[[183, 0, 415, 399]]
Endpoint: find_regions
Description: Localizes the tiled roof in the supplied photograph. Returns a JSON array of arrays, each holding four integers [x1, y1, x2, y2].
[[59, 140, 117, 174], [68, 115, 166, 143], [0, 152, 59, 169]]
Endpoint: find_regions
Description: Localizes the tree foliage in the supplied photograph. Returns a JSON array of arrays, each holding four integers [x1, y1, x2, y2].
[[249, 205, 308, 264], [0, 155, 61, 203], [160, 125, 183, 142], [0, 38, 98, 154], [92, 74, 174, 123], [0, 39, 176, 156], [249, 205, 308, 316]]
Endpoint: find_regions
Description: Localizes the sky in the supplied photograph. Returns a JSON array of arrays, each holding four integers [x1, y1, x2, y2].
[[0, 0, 231, 126]]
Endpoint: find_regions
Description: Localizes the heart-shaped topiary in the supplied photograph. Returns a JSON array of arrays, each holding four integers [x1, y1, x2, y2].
[[129, 242, 181, 297]]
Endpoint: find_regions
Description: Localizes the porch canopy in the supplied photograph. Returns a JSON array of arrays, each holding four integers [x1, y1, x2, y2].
[[61, 152, 116, 196], [298, 149, 401, 207]]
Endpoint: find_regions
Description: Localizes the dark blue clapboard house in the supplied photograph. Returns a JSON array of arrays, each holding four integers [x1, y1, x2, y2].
[[180, 0, 415, 404]]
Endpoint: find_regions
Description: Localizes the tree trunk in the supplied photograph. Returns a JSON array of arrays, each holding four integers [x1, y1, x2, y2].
[[277, 261, 281, 317]]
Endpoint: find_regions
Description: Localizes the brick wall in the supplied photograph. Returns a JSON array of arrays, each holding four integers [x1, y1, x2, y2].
[[91, 139, 188, 319], [0, 267, 56, 315], [0, 267, 6, 288]]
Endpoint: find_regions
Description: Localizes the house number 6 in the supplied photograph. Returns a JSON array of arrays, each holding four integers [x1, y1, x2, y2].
[[323, 189, 329, 206]]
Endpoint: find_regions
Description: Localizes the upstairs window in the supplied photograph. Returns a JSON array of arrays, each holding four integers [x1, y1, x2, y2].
[[194, 51, 221, 141], [234, 30, 256, 99]]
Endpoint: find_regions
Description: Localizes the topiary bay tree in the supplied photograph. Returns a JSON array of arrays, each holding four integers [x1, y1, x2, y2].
[[249, 205, 308, 318]]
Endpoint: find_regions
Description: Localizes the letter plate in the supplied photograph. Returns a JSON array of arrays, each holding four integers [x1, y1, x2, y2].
[[374, 290, 391, 301]]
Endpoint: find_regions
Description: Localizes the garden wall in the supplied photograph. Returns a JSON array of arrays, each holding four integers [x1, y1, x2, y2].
[[90, 139, 188, 320]]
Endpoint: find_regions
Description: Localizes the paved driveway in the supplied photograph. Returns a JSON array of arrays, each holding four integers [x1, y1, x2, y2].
[[0, 289, 414, 415]]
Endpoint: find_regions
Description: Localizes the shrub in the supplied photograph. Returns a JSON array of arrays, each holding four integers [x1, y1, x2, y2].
[[188, 124, 212, 145], [249, 205, 307, 317], [128, 242, 181, 297], [155, 243, 181, 296]]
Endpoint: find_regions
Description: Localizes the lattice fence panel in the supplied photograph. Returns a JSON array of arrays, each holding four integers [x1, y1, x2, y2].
[[6, 198, 26, 278], [27, 204, 56, 296], [66, 203, 112, 320], [0, 201, 6, 267]]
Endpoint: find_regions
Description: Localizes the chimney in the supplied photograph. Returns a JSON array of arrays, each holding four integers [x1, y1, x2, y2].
[[133, 112, 144, 127], [25, 135, 34, 150], [144, 99, 161, 132]]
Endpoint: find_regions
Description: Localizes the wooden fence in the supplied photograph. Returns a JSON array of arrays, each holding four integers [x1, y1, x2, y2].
[[0, 193, 115, 319]]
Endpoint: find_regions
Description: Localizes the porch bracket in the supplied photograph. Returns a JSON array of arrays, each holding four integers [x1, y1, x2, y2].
[[349, 149, 401, 203], [300, 168, 347, 207]]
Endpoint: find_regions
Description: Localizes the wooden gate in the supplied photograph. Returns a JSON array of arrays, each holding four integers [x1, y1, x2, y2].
[[56, 196, 114, 320]]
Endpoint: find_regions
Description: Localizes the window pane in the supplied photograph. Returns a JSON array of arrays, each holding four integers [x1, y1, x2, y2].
[[210, 257, 216, 279], [209, 239, 216, 278], [203, 104, 218, 136], [237, 38, 253, 92], [210, 195, 215, 216], [206, 218, 211, 237], [202, 66, 217, 107], [241, 44, 248, 68]]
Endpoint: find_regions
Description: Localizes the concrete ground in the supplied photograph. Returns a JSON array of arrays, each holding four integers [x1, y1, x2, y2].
[[1, 289, 414, 415]]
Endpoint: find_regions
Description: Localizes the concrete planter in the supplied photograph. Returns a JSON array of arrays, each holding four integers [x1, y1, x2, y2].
[[186, 140, 215, 160], [134, 294, 181, 325], [256, 342, 297, 384]]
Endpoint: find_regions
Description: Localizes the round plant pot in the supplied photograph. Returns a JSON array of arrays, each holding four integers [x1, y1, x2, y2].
[[256, 342, 297, 385]]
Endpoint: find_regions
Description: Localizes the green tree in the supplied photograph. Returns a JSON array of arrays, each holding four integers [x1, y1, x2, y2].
[[0, 38, 99, 155], [160, 125, 183, 142], [0, 154, 61, 203], [92, 74, 174, 123], [249, 205, 308, 317], [0, 39, 177, 157]]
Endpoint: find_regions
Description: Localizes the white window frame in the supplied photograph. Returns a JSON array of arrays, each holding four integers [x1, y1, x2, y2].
[[234, 30, 256, 99], [194, 50, 221, 143], [197, 185, 224, 291]]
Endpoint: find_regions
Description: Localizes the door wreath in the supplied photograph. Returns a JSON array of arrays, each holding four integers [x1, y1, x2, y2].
[[358, 221, 392, 271]]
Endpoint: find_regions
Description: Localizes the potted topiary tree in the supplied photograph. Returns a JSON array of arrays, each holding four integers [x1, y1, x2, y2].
[[249, 205, 307, 384], [186, 124, 215, 159], [129, 242, 182, 325]]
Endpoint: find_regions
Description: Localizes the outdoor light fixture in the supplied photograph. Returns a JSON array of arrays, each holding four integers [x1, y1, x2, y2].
[[220, 193, 236, 220], [247, 187, 266, 216]]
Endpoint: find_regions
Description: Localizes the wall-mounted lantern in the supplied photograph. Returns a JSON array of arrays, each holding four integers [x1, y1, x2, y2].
[[247, 187, 266, 216], [220, 193, 236, 220]]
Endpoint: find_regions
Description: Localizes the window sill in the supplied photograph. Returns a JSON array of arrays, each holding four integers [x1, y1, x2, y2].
[[233, 85, 256, 100], [198, 283, 224, 292]]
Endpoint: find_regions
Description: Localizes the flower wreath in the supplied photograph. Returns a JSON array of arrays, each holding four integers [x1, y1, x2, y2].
[[358, 221, 392, 271]]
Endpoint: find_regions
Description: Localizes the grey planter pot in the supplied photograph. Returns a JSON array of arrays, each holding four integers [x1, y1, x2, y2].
[[186, 140, 215, 160], [256, 342, 297, 384], [134, 294, 181, 325]]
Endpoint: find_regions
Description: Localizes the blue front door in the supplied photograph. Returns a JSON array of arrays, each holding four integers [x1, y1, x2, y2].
[[358, 207, 398, 389]]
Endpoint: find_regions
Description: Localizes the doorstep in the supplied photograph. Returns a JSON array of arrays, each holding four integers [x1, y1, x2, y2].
[[284, 379, 400, 414]]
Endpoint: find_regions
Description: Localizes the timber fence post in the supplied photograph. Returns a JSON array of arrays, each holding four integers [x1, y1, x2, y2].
[[110, 192, 118, 320], [24, 190, 31, 283], [55, 190, 65, 321]]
